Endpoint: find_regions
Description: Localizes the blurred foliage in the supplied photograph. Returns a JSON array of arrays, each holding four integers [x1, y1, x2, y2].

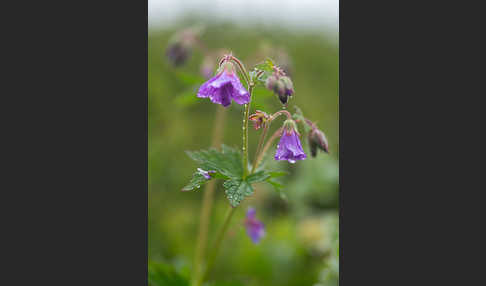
[[149, 22, 338, 286]]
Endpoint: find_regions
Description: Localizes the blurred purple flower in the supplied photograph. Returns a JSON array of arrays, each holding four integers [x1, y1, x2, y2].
[[200, 56, 215, 79], [197, 62, 250, 107], [244, 208, 265, 244], [275, 127, 307, 163], [197, 168, 215, 179]]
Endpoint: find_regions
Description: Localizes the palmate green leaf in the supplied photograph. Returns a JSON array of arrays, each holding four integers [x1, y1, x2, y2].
[[222, 170, 288, 206], [254, 58, 275, 73], [267, 179, 287, 200], [185, 144, 290, 205], [182, 169, 228, 191], [223, 179, 253, 207], [186, 145, 243, 179], [181, 171, 209, 191], [148, 261, 189, 286], [246, 170, 271, 183], [261, 170, 288, 200], [252, 58, 276, 85]]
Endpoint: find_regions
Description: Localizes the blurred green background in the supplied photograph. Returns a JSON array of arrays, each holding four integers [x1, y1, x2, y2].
[[149, 22, 339, 286]]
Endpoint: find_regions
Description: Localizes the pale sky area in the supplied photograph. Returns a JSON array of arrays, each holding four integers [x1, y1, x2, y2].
[[149, 0, 339, 35]]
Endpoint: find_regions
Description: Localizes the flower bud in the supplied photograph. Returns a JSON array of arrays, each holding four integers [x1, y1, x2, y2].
[[165, 27, 201, 67], [308, 127, 329, 157], [280, 76, 294, 96], [265, 72, 294, 105], [166, 41, 190, 67], [248, 110, 270, 130]]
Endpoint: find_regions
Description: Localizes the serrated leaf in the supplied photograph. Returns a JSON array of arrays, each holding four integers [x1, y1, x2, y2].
[[223, 179, 253, 207], [182, 169, 229, 191], [186, 145, 243, 179], [267, 179, 284, 190], [267, 171, 288, 178], [148, 261, 189, 286], [246, 170, 271, 184], [181, 171, 210, 191], [267, 179, 287, 200], [254, 58, 275, 73], [252, 58, 277, 85]]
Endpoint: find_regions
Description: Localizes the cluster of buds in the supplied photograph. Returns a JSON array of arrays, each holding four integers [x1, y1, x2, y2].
[[306, 119, 329, 157], [165, 27, 203, 67], [265, 66, 294, 105]]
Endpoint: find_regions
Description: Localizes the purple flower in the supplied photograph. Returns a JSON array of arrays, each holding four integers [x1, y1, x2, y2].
[[275, 127, 307, 163], [200, 56, 215, 79], [244, 208, 265, 244], [197, 168, 215, 179], [197, 62, 250, 107]]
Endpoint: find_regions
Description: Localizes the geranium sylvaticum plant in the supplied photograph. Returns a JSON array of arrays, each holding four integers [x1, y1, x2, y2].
[[178, 52, 329, 286]]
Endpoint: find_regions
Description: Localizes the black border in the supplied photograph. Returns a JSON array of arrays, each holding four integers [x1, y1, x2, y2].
[[4, 0, 148, 284]]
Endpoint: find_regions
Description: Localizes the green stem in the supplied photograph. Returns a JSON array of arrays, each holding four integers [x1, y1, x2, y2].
[[250, 124, 269, 174], [242, 85, 254, 178], [250, 110, 291, 174], [192, 107, 226, 286], [199, 206, 237, 284], [196, 56, 253, 285], [230, 56, 251, 86], [253, 127, 283, 171]]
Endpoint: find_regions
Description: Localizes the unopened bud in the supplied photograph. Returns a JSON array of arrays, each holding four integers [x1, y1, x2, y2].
[[280, 76, 294, 96], [166, 41, 190, 67], [165, 27, 200, 67], [265, 72, 294, 105], [308, 128, 329, 157]]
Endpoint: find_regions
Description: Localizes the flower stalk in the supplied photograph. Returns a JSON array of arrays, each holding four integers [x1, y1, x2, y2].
[[199, 205, 237, 284], [242, 92, 252, 178], [192, 106, 227, 286], [253, 127, 283, 172], [250, 124, 269, 174]]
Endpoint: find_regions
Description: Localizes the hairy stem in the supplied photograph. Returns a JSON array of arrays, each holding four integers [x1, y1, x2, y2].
[[253, 127, 283, 171], [230, 56, 251, 86], [196, 57, 253, 285], [192, 106, 227, 286], [199, 206, 237, 284], [249, 110, 291, 173], [242, 85, 254, 178], [270, 109, 292, 121], [250, 124, 269, 174]]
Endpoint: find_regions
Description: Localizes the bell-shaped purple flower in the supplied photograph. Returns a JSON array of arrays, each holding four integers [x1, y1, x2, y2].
[[274, 121, 307, 163], [244, 208, 265, 244], [197, 62, 250, 107]]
